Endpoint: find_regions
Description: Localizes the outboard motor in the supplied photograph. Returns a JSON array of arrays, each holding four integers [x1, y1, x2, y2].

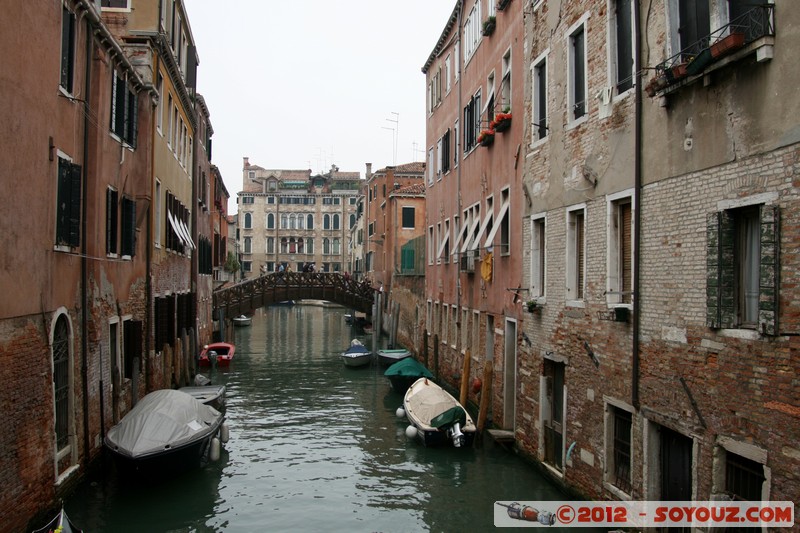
[[448, 422, 465, 447]]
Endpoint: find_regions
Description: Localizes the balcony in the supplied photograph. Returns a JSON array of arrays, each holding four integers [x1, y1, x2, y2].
[[646, 5, 774, 97], [459, 249, 479, 273]]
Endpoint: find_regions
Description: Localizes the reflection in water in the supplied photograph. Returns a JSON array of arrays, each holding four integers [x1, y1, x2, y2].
[[67, 304, 582, 532]]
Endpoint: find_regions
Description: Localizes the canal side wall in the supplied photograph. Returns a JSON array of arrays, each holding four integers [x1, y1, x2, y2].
[[387, 275, 426, 356]]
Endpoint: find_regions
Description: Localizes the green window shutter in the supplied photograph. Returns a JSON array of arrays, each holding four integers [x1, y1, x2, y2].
[[719, 210, 736, 328], [68, 163, 82, 248], [706, 212, 721, 328], [759, 205, 780, 335]]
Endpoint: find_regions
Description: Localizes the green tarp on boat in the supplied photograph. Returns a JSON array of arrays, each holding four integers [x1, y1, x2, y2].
[[384, 357, 434, 378], [430, 405, 467, 429]]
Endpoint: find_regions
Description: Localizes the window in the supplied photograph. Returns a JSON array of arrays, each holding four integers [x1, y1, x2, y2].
[[463, 90, 482, 153], [427, 147, 435, 186], [324, 214, 331, 230], [111, 72, 138, 146], [333, 214, 340, 230], [402, 207, 415, 229], [154, 179, 162, 247], [485, 188, 510, 254], [445, 54, 451, 93], [102, 0, 130, 9], [608, 194, 633, 305], [612, 0, 634, 93], [427, 226, 435, 265], [106, 188, 119, 255], [707, 204, 779, 334], [440, 129, 451, 175], [243, 212, 252, 229], [266, 237, 274, 254], [532, 53, 548, 141], [429, 65, 442, 112], [267, 213, 275, 229], [332, 238, 341, 255], [368, 222, 374, 237], [568, 22, 587, 122], [52, 315, 72, 452], [56, 156, 81, 248], [243, 236, 251, 254], [605, 404, 633, 495], [461, 308, 469, 352], [60, 6, 75, 93], [121, 197, 136, 257], [307, 214, 314, 229], [542, 359, 565, 471], [323, 238, 330, 255], [307, 238, 314, 254], [677, 0, 710, 57], [472, 310, 481, 354], [241, 196, 254, 204], [501, 50, 511, 110], [463, 0, 482, 62], [567, 206, 586, 302], [530, 215, 546, 298], [349, 214, 356, 229]]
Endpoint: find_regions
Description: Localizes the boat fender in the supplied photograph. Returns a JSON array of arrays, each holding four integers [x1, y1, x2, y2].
[[220, 423, 230, 443], [405, 425, 418, 439], [210, 437, 221, 462], [395, 406, 405, 418]]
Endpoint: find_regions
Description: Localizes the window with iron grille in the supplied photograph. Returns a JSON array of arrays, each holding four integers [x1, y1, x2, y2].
[[613, 408, 633, 493], [725, 451, 765, 501], [53, 315, 70, 450]]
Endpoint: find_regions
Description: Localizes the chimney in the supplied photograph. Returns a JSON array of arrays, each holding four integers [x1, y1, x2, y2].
[[243, 156, 250, 168], [365, 163, 372, 180]]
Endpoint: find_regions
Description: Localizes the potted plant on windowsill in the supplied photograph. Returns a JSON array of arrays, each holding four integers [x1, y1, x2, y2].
[[710, 31, 745, 58], [526, 300, 541, 313], [482, 16, 496, 36], [490, 111, 512, 132], [478, 129, 495, 147]]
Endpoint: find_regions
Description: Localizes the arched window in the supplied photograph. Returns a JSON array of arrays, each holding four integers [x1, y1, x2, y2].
[[280, 237, 288, 253], [267, 213, 275, 229], [324, 214, 331, 230], [281, 214, 288, 229], [267, 237, 274, 254], [289, 237, 297, 253], [307, 214, 314, 229], [306, 238, 314, 254], [53, 315, 71, 453], [244, 212, 252, 229], [323, 237, 330, 254], [297, 215, 304, 230], [349, 214, 356, 229], [332, 237, 341, 255], [333, 214, 340, 230]]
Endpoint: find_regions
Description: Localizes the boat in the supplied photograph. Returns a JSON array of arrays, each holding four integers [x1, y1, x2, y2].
[[377, 347, 411, 367], [198, 342, 235, 367], [341, 339, 373, 368], [32, 507, 83, 533], [384, 357, 434, 393], [401, 377, 476, 448], [179, 379, 227, 411], [104, 389, 228, 476], [233, 314, 252, 327]]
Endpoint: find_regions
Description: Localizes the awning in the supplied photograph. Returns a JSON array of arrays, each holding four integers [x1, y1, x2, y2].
[[470, 209, 494, 251], [484, 198, 510, 247], [167, 211, 187, 246], [436, 227, 450, 259], [460, 215, 482, 253], [179, 219, 195, 249]]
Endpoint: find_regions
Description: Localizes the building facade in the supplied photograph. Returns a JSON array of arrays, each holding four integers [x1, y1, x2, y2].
[[423, 0, 525, 429], [238, 158, 362, 277], [0, 1, 156, 530]]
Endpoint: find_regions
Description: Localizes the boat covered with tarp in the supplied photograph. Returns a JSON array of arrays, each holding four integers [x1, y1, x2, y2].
[[401, 378, 476, 448], [384, 357, 434, 393]]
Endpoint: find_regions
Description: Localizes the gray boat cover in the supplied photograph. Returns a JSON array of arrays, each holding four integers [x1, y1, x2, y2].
[[105, 389, 222, 459]]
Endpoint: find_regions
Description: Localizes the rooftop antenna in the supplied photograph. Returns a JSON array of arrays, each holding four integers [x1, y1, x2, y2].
[[384, 111, 399, 165]]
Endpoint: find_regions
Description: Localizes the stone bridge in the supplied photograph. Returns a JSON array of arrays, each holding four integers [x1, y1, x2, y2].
[[213, 272, 376, 319]]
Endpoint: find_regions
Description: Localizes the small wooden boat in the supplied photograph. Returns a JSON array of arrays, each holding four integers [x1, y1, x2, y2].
[[233, 314, 252, 327], [377, 347, 411, 367], [33, 507, 83, 533], [384, 357, 434, 393], [401, 378, 476, 448], [104, 389, 228, 477], [179, 383, 227, 411], [341, 339, 372, 368], [199, 342, 235, 367]]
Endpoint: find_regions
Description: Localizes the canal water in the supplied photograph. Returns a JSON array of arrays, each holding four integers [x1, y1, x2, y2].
[[65, 304, 588, 532]]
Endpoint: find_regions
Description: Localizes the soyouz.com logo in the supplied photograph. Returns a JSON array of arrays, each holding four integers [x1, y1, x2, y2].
[[494, 501, 795, 528]]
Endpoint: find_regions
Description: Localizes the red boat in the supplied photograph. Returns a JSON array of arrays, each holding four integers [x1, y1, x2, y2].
[[199, 342, 235, 367]]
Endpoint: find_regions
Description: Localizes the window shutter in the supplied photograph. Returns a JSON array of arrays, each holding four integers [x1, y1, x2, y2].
[[759, 205, 779, 335], [708, 211, 737, 329], [68, 163, 82, 247], [121, 197, 136, 257]]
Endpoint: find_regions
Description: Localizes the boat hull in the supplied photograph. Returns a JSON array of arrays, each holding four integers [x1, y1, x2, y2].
[[341, 353, 372, 367], [179, 384, 227, 411], [377, 349, 411, 367], [199, 342, 235, 367], [107, 428, 221, 477]]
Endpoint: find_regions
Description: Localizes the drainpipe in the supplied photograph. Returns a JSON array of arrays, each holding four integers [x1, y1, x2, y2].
[[456, 1, 464, 318], [632, 0, 642, 410], [80, 12, 93, 462]]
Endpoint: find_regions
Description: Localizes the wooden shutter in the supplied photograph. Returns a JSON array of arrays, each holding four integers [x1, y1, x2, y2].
[[121, 197, 135, 256], [707, 211, 735, 328], [621, 203, 632, 304], [68, 162, 82, 247], [759, 205, 779, 335]]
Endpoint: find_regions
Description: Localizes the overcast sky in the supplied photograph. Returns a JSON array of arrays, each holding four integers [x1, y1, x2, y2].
[[183, 1, 456, 213]]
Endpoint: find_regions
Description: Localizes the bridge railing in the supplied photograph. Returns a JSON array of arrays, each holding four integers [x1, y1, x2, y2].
[[213, 272, 376, 318]]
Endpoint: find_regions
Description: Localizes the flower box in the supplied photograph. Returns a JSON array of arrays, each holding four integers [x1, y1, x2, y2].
[[479, 131, 495, 146], [710, 31, 745, 58], [482, 16, 496, 36], [665, 62, 688, 84], [644, 75, 668, 97], [491, 113, 512, 132], [686, 47, 714, 76]]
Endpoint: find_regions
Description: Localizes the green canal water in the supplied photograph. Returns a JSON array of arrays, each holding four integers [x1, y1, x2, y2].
[[65, 304, 592, 532]]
